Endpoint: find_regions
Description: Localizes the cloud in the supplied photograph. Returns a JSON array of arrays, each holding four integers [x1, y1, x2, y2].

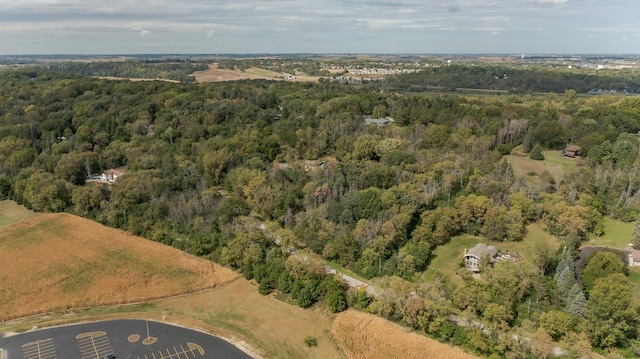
[[530, 0, 569, 3], [0, 0, 637, 54], [448, 4, 460, 14]]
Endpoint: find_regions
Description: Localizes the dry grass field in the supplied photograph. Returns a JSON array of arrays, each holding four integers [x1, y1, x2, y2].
[[332, 310, 479, 359], [0, 200, 41, 228], [154, 279, 341, 359], [0, 279, 341, 359], [192, 64, 321, 83], [0, 213, 238, 321], [192, 64, 277, 82]]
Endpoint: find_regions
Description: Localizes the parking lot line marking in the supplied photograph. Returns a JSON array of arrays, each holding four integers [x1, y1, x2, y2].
[[179, 345, 192, 359], [186, 343, 204, 356], [75, 331, 114, 359], [136, 342, 205, 359], [21, 338, 56, 359]]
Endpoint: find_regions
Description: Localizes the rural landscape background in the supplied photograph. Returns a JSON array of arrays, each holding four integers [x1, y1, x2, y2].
[[1, 53, 640, 359]]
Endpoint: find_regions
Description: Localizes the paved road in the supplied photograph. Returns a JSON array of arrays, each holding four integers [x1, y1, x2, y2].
[[0, 319, 251, 359], [325, 267, 379, 297]]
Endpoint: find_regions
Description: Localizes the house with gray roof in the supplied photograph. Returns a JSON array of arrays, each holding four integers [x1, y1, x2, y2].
[[464, 243, 498, 272], [364, 117, 393, 126]]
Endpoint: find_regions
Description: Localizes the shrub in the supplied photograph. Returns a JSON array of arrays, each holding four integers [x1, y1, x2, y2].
[[303, 335, 318, 347], [529, 144, 545, 160]]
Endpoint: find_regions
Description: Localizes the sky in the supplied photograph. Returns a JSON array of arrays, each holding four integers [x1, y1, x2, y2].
[[0, 0, 638, 55]]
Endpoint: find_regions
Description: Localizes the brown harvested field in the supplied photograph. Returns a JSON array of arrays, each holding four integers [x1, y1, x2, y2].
[[193, 64, 276, 82], [332, 310, 479, 359], [0, 213, 238, 321], [193, 64, 320, 83]]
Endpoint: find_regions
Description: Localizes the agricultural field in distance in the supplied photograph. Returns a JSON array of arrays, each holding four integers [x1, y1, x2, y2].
[[332, 310, 479, 359], [0, 211, 238, 321], [192, 64, 320, 82]]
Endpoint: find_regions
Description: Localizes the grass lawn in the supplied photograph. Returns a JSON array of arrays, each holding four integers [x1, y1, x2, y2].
[[0, 200, 40, 228], [586, 216, 634, 249], [628, 268, 640, 300], [506, 146, 582, 187], [423, 223, 561, 284], [540, 149, 580, 168]]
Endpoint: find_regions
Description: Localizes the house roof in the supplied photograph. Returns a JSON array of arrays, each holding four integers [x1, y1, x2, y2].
[[632, 250, 640, 262], [466, 243, 498, 258], [104, 169, 124, 175], [565, 145, 580, 152], [364, 117, 392, 125]]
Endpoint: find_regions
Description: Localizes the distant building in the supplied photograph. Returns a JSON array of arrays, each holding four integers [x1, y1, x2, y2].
[[364, 117, 393, 126], [304, 160, 325, 172], [563, 145, 580, 158], [464, 243, 498, 272], [100, 169, 124, 183], [628, 250, 640, 266]]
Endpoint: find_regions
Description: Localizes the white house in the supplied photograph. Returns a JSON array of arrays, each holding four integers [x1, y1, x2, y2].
[[100, 169, 124, 183]]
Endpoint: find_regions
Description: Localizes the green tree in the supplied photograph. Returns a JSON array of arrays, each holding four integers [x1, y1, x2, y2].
[[529, 143, 545, 160], [353, 134, 381, 161], [326, 287, 348, 313], [565, 283, 586, 318], [632, 213, 640, 248], [584, 273, 639, 349], [539, 309, 576, 341], [580, 251, 626, 294]]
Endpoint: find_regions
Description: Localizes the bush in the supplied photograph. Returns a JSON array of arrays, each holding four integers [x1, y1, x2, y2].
[[529, 144, 545, 160], [497, 144, 511, 155], [303, 335, 318, 347]]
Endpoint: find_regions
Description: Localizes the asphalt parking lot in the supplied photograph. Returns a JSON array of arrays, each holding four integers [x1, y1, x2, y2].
[[0, 319, 251, 359]]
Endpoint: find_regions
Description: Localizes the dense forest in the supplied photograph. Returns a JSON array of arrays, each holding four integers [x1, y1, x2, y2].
[[387, 64, 640, 94], [2, 68, 640, 357], [14, 60, 209, 82]]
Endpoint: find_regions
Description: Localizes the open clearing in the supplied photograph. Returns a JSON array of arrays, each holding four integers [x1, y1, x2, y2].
[[0, 212, 238, 321], [423, 223, 561, 283], [0, 200, 41, 228], [507, 148, 582, 186], [332, 310, 479, 359], [587, 216, 634, 249]]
